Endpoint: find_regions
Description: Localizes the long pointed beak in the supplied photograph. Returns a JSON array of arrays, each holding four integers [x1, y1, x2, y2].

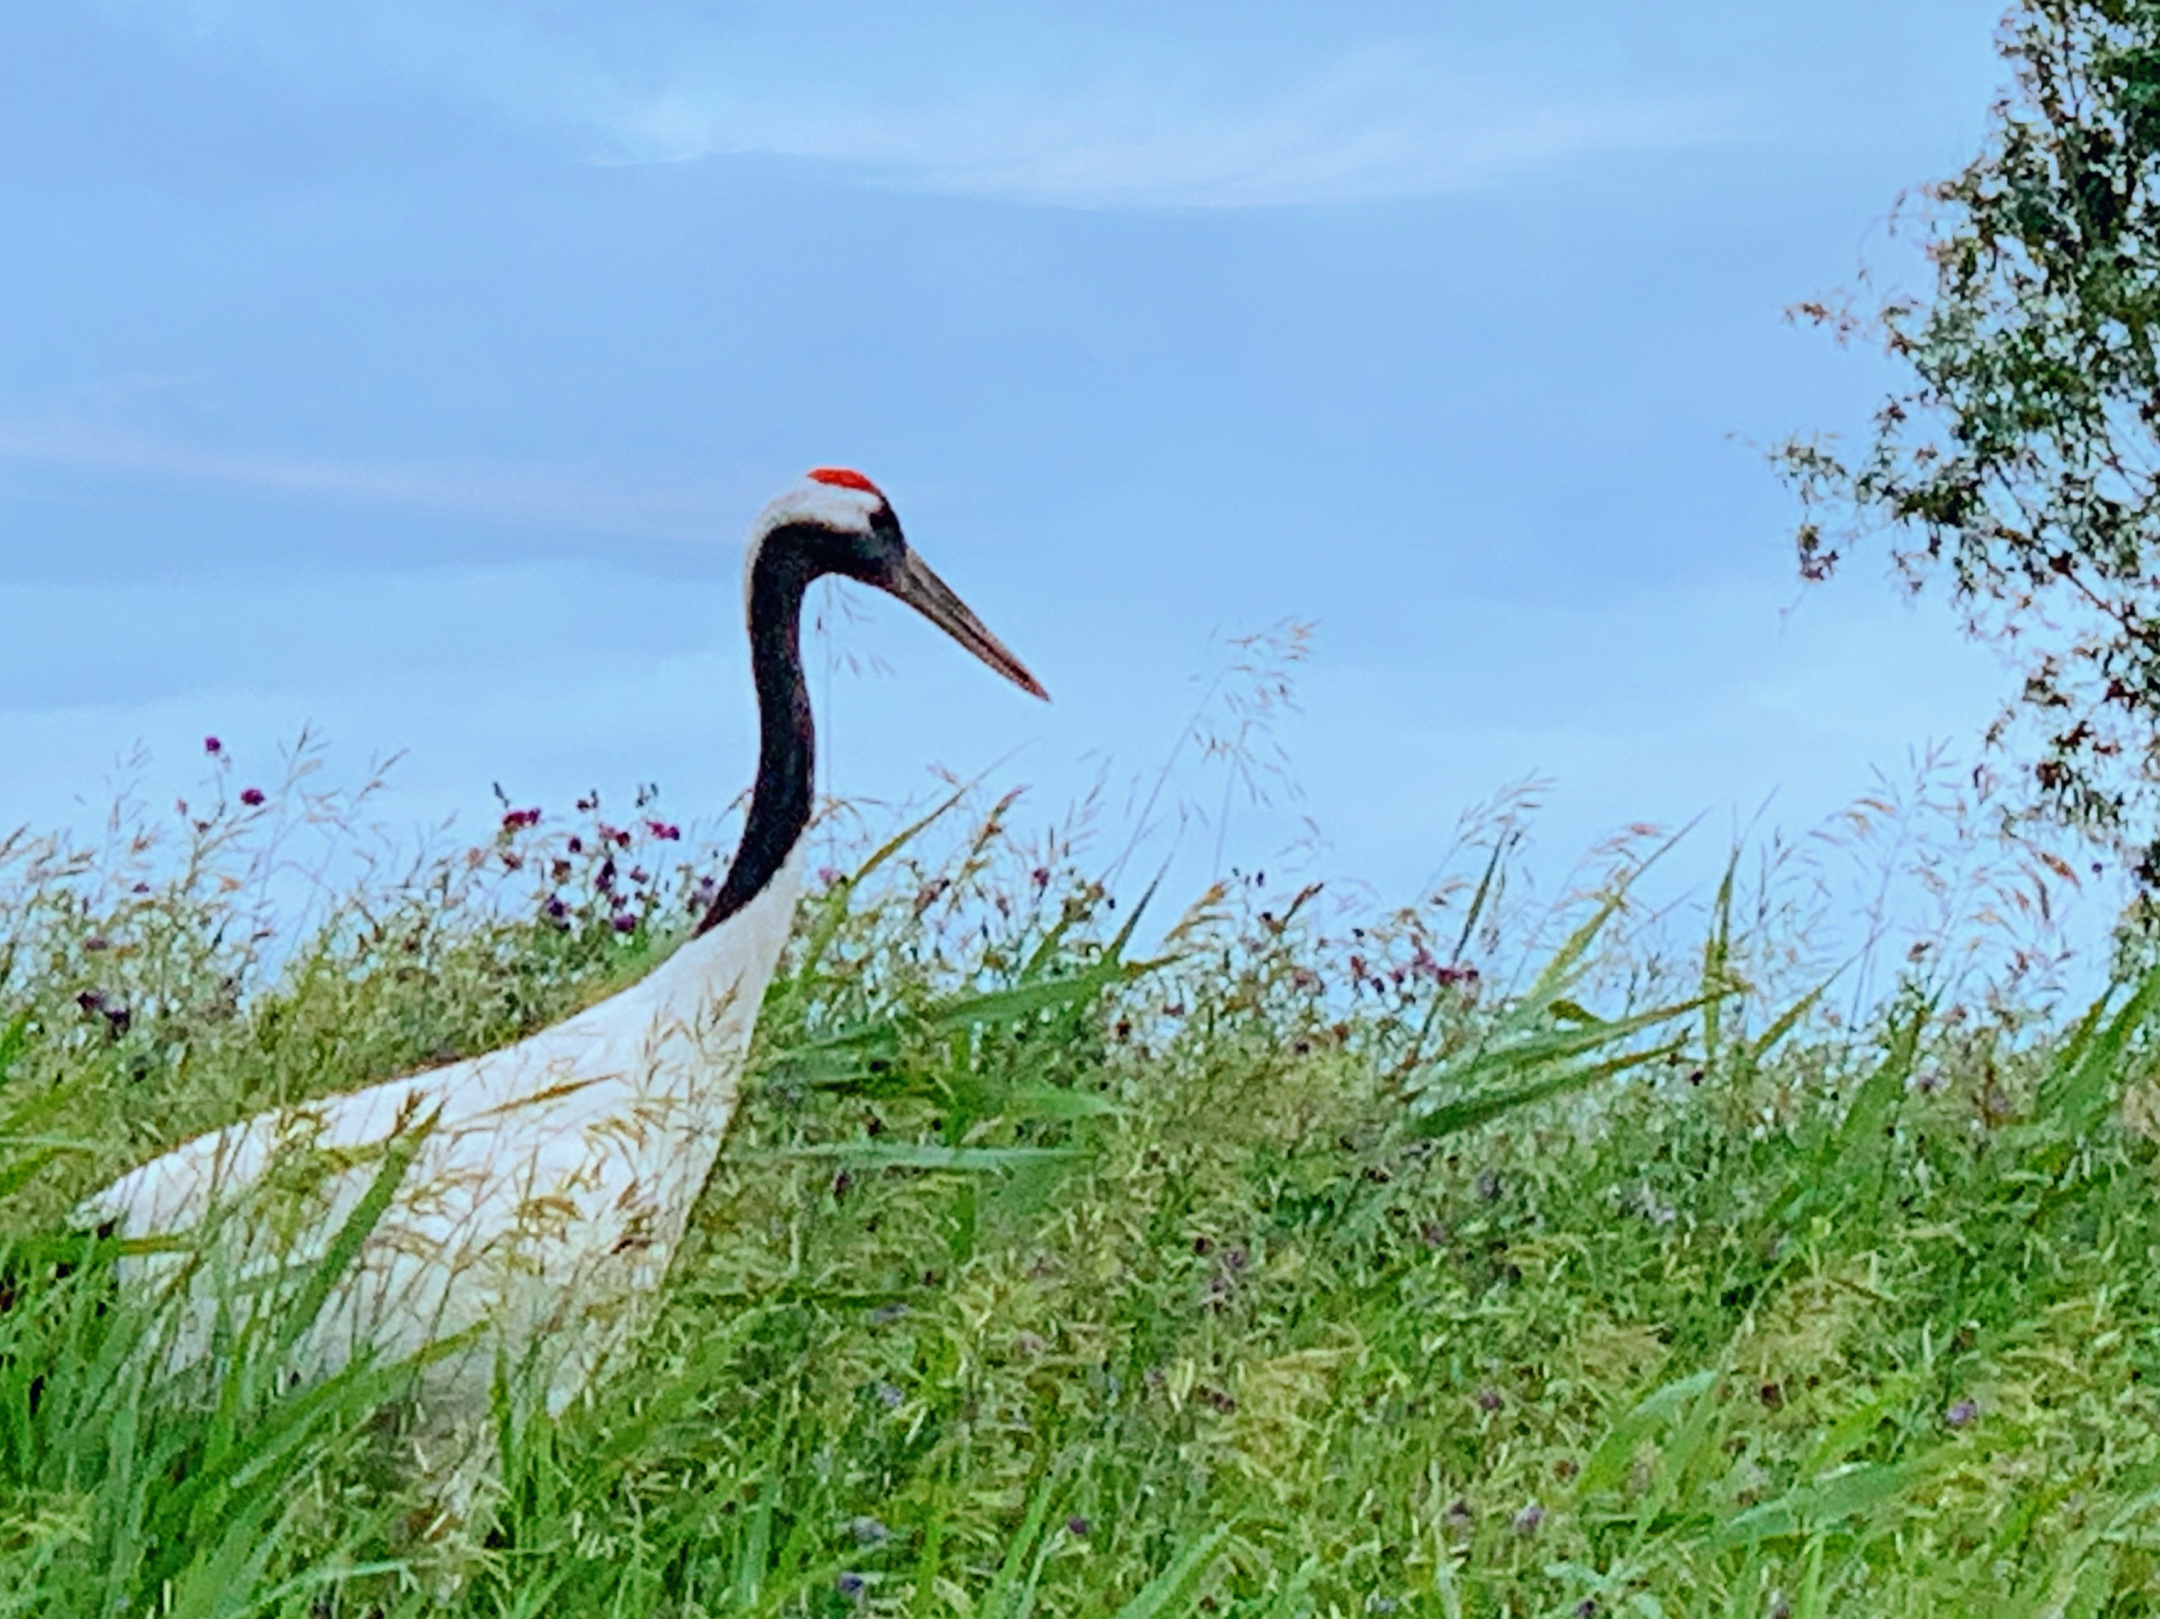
[[886, 549, 1049, 700]]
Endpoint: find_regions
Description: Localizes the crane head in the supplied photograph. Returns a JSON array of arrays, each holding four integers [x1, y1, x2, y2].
[[748, 468, 1048, 701]]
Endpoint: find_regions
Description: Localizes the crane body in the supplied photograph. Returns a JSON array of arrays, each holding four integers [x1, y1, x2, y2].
[[86, 844, 802, 1419], [76, 466, 1045, 1453]]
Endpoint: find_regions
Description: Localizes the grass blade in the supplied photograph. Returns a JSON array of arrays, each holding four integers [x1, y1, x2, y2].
[[1107, 1522, 1233, 1619]]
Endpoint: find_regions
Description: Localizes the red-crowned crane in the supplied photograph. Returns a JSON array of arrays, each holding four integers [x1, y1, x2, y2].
[[80, 467, 1045, 1469]]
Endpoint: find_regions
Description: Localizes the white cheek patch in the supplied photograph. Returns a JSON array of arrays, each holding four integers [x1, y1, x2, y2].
[[741, 482, 883, 614]]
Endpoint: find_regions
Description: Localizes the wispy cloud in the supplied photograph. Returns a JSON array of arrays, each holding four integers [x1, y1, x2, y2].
[[0, 413, 738, 543], [95, 4, 1740, 209], [617, 46, 1735, 209]]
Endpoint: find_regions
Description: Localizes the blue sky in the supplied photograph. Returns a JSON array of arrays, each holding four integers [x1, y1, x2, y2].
[[0, 2, 2056, 945]]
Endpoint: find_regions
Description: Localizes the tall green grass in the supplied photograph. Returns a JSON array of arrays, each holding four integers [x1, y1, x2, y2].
[[0, 741, 2155, 1615]]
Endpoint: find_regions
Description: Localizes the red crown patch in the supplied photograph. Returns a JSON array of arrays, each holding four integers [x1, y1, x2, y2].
[[807, 467, 883, 497]]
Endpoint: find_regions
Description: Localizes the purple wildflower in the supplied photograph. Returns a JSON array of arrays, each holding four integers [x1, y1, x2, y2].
[[611, 911, 638, 934], [203, 735, 222, 755], [239, 787, 266, 807], [1946, 1398, 1978, 1429], [645, 819, 680, 841]]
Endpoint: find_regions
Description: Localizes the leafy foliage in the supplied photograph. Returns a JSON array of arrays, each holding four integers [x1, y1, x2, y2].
[[1779, 1, 2160, 877]]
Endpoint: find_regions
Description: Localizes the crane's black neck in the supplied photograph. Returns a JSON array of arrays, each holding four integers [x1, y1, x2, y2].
[[697, 522, 889, 937]]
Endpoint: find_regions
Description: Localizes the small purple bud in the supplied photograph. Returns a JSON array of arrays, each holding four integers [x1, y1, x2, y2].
[[203, 735, 222, 755], [611, 911, 637, 934], [1065, 1514, 1091, 1538], [835, 1572, 865, 1599], [239, 787, 266, 808], [1512, 1502, 1544, 1536], [1476, 1387, 1504, 1413], [1945, 1398, 1978, 1429], [817, 866, 844, 886]]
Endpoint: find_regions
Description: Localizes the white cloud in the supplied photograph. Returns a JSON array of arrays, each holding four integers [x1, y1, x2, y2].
[[91, 3, 1739, 208], [619, 43, 1735, 209], [0, 413, 741, 543]]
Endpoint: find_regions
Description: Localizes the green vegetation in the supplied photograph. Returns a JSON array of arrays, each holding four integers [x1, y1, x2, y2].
[[1, 751, 2158, 1617], [1781, 1, 2160, 873]]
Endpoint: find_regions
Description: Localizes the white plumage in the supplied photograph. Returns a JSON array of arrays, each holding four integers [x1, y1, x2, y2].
[[83, 846, 802, 1420]]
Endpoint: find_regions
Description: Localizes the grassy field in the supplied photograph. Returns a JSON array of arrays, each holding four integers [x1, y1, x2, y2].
[[2, 747, 2158, 1618]]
